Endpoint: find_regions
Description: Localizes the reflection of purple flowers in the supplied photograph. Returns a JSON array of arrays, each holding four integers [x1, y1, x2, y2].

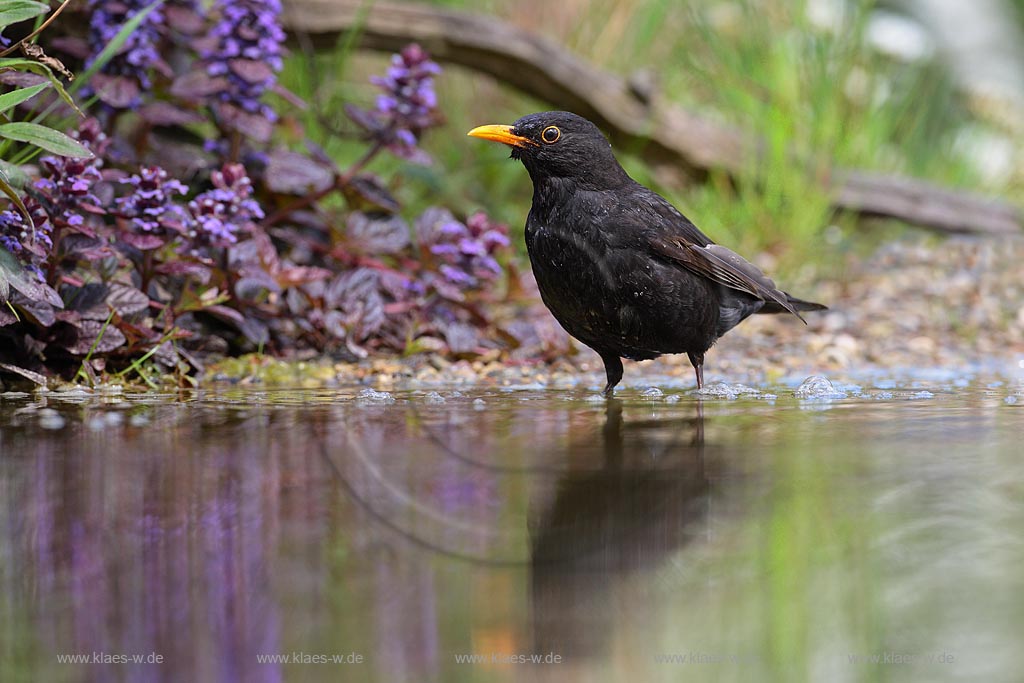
[[116, 167, 190, 235], [86, 0, 165, 109], [188, 163, 264, 249], [201, 0, 285, 119], [416, 209, 509, 291]]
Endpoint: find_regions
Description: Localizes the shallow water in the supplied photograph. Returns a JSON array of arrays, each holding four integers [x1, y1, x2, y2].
[[1, 376, 1023, 683]]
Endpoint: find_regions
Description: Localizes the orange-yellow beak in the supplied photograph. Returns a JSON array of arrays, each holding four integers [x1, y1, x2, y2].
[[467, 124, 537, 148]]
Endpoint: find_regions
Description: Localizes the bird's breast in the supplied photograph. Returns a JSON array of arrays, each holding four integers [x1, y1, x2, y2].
[[525, 215, 721, 358]]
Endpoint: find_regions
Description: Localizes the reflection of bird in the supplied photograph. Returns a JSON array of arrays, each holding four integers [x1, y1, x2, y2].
[[528, 400, 709, 658], [469, 112, 826, 396]]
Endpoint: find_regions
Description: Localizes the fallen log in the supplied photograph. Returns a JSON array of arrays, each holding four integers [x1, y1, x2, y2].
[[281, 0, 1022, 236]]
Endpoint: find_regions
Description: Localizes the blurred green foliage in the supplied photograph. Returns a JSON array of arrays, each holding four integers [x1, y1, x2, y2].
[[280, 0, 1011, 270]]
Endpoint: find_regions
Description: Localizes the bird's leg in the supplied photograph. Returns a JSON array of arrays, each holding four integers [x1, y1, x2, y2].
[[687, 352, 704, 390], [600, 353, 623, 398]]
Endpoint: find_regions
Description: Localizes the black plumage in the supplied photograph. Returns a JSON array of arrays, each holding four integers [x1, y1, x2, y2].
[[469, 111, 826, 396]]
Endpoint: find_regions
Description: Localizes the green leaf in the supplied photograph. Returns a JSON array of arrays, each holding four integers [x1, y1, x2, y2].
[[72, 0, 165, 94], [0, 82, 49, 115], [0, 165, 32, 226], [0, 246, 62, 308], [0, 1, 49, 31], [0, 122, 93, 158], [0, 58, 81, 116], [0, 160, 31, 189]]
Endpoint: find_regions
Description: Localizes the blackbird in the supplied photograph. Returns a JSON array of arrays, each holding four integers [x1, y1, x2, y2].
[[468, 111, 826, 396]]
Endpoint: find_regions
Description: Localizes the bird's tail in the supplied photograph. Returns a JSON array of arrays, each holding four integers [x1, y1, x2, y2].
[[758, 293, 828, 316]]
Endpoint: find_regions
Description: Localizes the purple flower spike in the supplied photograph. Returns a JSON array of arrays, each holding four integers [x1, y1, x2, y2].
[[0, 205, 53, 281], [116, 166, 191, 243], [85, 0, 166, 109], [350, 43, 442, 163], [201, 0, 286, 122], [187, 163, 264, 250], [415, 208, 510, 296]]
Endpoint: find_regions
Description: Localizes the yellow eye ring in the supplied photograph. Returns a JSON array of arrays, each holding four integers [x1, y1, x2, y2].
[[541, 126, 561, 144]]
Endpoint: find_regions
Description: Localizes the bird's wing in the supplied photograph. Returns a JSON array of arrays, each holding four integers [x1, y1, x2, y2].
[[630, 190, 804, 320]]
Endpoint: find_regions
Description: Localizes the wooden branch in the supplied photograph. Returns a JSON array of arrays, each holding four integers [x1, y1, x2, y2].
[[281, 0, 1022, 236]]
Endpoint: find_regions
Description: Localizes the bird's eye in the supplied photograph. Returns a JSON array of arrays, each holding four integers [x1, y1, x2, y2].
[[541, 126, 561, 144]]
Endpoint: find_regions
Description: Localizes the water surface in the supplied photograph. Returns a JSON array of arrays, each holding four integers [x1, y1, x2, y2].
[[1, 377, 1022, 682]]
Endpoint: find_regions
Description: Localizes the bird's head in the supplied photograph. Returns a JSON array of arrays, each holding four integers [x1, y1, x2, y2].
[[468, 111, 627, 188]]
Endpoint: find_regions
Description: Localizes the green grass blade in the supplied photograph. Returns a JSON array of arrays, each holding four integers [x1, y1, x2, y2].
[[0, 82, 49, 115], [0, 121, 92, 158]]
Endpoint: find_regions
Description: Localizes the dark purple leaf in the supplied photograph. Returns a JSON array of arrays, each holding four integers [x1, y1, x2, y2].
[[228, 59, 274, 84], [272, 83, 308, 110], [120, 232, 166, 250], [55, 309, 82, 324], [203, 304, 245, 326], [105, 283, 150, 318], [346, 212, 410, 254], [0, 307, 17, 326], [15, 299, 57, 327], [275, 266, 332, 288], [151, 341, 181, 368], [139, 102, 205, 126], [61, 235, 109, 260], [1, 253, 63, 307], [171, 70, 229, 98], [342, 175, 401, 214], [143, 133, 213, 178], [344, 104, 385, 133], [68, 319, 127, 355], [215, 103, 273, 142], [428, 274, 466, 302], [48, 36, 91, 60], [236, 316, 269, 345], [164, 5, 206, 33], [234, 273, 280, 301], [324, 269, 386, 340], [263, 149, 335, 194], [323, 310, 347, 340], [91, 74, 141, 109], [154, 260, 212, 281], [65, 282, 108, 319], [304, 140, 338, 170], [0, 72, 49, 87], [0, 362, 47, 386], [443, 322, 480, 354]]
